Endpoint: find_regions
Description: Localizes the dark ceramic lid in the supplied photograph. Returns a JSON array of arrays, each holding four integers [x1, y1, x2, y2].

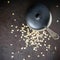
[[26, 4, 50, 30]]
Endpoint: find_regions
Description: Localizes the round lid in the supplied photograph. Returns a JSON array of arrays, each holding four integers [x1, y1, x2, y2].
[[26, 4, 50, 30]]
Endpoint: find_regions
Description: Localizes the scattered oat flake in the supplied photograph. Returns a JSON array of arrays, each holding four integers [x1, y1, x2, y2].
[[17, 29, 19, 31], [42, 54, 45, 56], [10, 44, 13, 46], [56, 5, 59, 7], [11, 55, 14, 59], [23, 58, 26, 60], [11, 25, 13, 27], [18, 51, 20, 53], [14, 19, 16, 21], [37, 55, 40, 57], [15, 35, 17, 37], [28, 55, 31, 58], [8, 1, 10, 4], [15, 26, 18, 28], [57, 20, 59, 23], [11, 52, 14, 54], [12, 13, 15, 15], [54, 46, 57, 50]]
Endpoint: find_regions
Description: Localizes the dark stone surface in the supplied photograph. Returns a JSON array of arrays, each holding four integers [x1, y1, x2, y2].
[[0, 0, 60, 60]]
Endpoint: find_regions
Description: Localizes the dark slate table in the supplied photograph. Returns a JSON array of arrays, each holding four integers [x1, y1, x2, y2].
[[0, 0, 60, 60]]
